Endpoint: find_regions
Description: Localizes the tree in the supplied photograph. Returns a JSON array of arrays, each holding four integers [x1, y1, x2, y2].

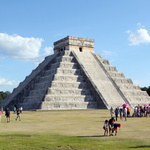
[[0, 91, 10, 102], [147, 86, 150, 96], [141, 86, 150, 96]]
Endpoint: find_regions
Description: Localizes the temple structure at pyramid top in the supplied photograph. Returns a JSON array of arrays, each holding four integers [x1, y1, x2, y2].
[[1, 36, 150, 110], [54, 36, 94, 52]]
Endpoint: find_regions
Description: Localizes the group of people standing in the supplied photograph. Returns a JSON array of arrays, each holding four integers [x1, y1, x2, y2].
[[110, 106, 130, 121], [0, 105, 23, 123], [133, 105, 150, 117]]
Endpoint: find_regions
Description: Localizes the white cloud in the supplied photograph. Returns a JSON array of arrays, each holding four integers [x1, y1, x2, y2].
[[137, 22, 145, 29], [0, 33, 53, 63], [0, 77, 19, 86], [101, 50, 117, 63], [102, 50, 117, 57], [32, 46, 53, 65], [127, 28, 150, 45]]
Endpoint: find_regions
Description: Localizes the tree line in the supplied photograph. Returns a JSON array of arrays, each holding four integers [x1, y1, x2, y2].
[[0, 86, 150, 103], [0, 91, 10, 102], [141, 86, 150, 96]]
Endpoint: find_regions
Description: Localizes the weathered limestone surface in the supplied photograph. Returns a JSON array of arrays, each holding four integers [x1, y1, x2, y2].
[[41, 51, 99, 110], [72, 51, 128, 109], [1, 52, 60, 110], [95, 54, 150, 108]]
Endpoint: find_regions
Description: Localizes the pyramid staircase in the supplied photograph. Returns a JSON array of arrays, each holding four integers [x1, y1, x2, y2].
[[3, 51, 99, 110], [41, 51, 99, 110]]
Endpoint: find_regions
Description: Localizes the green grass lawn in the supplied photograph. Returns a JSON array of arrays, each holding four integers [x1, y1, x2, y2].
[[0, 109, 150, 150]]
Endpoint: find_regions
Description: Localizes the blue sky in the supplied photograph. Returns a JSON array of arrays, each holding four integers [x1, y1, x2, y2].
[[0, 0, 150, 92]]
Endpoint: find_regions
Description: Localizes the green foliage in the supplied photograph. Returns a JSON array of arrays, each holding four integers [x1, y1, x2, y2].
[[141, 86, 150, 96], [0, 91, 10, 102]]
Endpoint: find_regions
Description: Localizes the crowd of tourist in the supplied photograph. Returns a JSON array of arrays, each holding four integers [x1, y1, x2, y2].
[[132, 105, 150, 117], [103, 103, 150, 136]]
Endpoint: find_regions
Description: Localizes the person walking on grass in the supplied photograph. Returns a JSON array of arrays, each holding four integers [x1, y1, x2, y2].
[[110, 107, 114, 118], [5, 108, 10, 123], [15, 109, 21, 121], [115, 107, 119, 121]]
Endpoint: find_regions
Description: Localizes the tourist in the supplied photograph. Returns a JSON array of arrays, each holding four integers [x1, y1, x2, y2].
[[5, 108, 10, 123], [108, 117, 115, 136], [15, 109, 21, 121], [146, 107, 150, 117], [123, 107, 127, 121], [20, 106, 23, 113], [137, 106, 140, 117], [114, 107, 119, 121], [112, 123, 122, 136], [140, 106, 144, 117], [144, 106, 147, 117], [110, 107, 114, 118], [133, 106, 137, 117], [103, 120, 109, 136], [127, 107, 131, 117], [119, 107, 123, 121], [13, 105, 17, 114]]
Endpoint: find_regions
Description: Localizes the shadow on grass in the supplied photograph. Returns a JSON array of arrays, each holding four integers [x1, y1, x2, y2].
[[129, 145, 150, 149], [78, 135, 106, 138]]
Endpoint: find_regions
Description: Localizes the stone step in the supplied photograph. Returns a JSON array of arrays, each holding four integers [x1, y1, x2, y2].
[[19, 102, 42, 110], [34, 83, 51, 90], [53, 74, 84, 82], [44, 95, 95, 102], [28, 89, 47, 97], [51, 62, 78, 69], [39, 75, 54, 83], [44, 69, 57, 76], [122, 90, 149, 96], [56, 68, 81, 75], [23, 95, 44, 103], [127, 95, 150, 100], [51, 81, 87, 89], [41, 101, 98, 110], [126, 96, 150, 107], [103, 65, 117, 71], [101, 59, 110, 65], [108, 72, 125, 78], [48, 88, 92, 95], [56, 55, 74, 62], [118, 84, 140, 90], [113, 78, 133, 84]]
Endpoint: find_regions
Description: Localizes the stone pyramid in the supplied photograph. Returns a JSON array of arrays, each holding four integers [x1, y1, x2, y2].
[[1, 36, 150, 110]]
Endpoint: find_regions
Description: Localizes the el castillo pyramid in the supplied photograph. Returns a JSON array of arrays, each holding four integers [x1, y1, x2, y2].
[[1, 36, 150, 110]]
